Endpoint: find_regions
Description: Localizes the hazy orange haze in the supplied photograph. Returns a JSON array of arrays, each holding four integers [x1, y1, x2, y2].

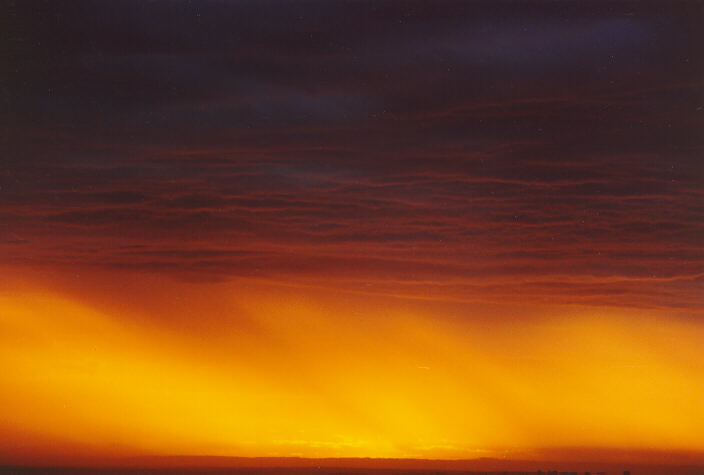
[[1, 269, 703, 464]]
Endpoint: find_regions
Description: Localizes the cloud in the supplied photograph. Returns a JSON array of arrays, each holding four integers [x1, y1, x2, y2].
[[2, 1, 703, 312]]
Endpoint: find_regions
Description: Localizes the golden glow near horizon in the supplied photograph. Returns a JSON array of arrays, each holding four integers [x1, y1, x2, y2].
[[1, 271, 703, 463]]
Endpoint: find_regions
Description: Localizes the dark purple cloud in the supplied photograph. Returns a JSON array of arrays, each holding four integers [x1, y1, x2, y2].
[[2, 0, 703, 312]]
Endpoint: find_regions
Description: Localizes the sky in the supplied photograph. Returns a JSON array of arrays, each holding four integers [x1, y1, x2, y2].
[[1, 0, 704, 468]]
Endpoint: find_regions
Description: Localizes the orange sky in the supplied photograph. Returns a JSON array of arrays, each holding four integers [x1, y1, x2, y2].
[[1, 268, 703, 466]]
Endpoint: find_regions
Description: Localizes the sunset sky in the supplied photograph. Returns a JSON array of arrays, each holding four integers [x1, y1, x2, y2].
[[2, 0, 704, 469]]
